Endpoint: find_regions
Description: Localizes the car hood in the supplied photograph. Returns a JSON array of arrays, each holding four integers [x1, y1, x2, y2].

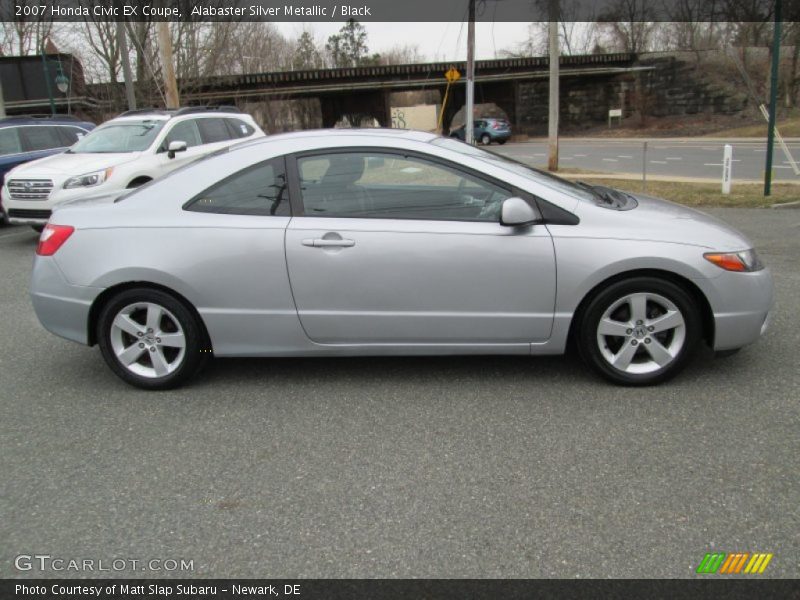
[[6, 152, 141, 177], [590, 192, 754, 252]]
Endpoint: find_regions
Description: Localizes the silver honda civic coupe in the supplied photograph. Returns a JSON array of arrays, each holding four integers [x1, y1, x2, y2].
[[30, 129, 773, 389]]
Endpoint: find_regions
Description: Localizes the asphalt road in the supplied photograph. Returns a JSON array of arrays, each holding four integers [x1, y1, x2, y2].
[[1, 210, 798, 579], [494, 139, 800, 182]]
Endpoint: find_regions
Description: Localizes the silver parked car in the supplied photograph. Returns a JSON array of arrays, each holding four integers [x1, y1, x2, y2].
[[30, 129, 773, 389]]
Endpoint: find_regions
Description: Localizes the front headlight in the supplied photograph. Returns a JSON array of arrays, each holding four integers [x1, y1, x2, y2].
[[63, 167, 113, 189], [704, 248, 764, 272]]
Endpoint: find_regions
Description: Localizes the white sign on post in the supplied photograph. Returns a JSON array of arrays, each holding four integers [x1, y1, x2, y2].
[[722, 144, 732, 195]]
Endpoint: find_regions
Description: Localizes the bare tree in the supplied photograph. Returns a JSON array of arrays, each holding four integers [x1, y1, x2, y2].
[[597, 0, 658, 53], [0, 1, 53, 55]]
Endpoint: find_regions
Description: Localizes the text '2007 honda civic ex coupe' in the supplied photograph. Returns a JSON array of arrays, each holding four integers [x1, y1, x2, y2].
[[30, 129, 773, 389]]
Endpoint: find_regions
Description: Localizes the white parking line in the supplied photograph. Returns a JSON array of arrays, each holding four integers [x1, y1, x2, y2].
[[574, 154, 587, 157], [650, 160, 668, 164], [602, 158, 618, 162], [704, 163, 723, 166], [665, 157, 683, 160], [617, 155, 633, 159], [561, 157, 574, 160]]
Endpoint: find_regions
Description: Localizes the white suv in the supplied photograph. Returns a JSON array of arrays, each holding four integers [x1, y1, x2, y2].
[[2, 107, 264, 229]]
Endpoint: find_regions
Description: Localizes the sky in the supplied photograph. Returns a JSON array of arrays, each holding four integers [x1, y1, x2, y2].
[[274, 22, 534, 62]]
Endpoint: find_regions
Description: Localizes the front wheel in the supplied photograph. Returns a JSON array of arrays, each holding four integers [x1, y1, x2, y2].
[[97, 288, 209, 389], [577, 277, 701, 385], [481, 133, 491, 145]]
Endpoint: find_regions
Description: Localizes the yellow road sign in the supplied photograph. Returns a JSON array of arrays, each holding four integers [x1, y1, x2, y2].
[[445, 67, 461, 83]]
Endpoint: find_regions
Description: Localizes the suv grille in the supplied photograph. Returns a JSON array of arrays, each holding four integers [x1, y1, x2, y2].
[[7, 179, 54, 201], [8, 208, 51, 220]]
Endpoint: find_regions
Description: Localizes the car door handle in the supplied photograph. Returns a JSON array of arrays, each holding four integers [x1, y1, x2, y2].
[[301, 238, 356, 248]]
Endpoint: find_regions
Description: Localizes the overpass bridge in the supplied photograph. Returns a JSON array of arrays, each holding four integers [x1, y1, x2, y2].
[[2, 52, 647, 133], [177, 53, 643, 132]]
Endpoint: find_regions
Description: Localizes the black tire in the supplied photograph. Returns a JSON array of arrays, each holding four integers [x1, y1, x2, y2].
[[481, 134, 492, 145], [97, 288, 209, 390], [32, 225, 44, 233], [497, 139, 507, 145], [576, 277, 701, 386]]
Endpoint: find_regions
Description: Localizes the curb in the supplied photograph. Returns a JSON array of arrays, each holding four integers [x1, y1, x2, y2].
[[771, 200, 800, 209]]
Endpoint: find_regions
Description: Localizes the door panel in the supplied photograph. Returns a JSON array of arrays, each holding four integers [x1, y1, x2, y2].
[[285, 217, 555, 344], [284, 150, 557, 346]]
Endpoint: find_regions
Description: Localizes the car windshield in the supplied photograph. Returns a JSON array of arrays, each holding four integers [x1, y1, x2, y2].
[[69, 119, 165, 153], [431, 137, 596, 203]]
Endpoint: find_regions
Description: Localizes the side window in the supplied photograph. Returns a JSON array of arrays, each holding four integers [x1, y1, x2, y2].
[[296, 152, 511, 222], [225, 118, 255, 139], [164, 120, 202, 149], [57, 126, 87, 146], [20, 126, 65, 151], [197, 118, 232, 144], [0, 128, 22, 155], [185, 159, 289, 216]]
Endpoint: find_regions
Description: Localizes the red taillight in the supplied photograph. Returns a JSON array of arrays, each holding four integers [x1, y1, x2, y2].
[[492, 122, 501, 129], [36, 224, 74, 256]]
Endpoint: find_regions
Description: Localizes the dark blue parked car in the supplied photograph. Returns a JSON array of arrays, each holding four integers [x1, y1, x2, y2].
[[450, 117, 512, 145], [0, 116, 95, 225]]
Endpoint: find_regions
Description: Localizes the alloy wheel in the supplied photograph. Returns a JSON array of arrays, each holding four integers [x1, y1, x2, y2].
[[109, 302, 187, 379], [595, 292, 686, 375]]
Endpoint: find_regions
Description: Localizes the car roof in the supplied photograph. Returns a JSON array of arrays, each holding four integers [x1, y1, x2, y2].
[[109, 112, 252, 125], [232, 128, 439, 151], [0, 116, 92, 127]]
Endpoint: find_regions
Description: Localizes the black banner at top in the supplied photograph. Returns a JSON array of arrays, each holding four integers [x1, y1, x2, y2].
[[0, 0, 793, 22]]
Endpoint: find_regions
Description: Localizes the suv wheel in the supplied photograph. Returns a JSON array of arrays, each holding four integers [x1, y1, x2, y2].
[[97, 288, 209, 389], [481, 133, 491, 145], [577, 277, 701, 385]]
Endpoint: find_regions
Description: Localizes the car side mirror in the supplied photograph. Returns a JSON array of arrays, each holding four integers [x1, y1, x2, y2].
[[500, 197, 541, 227], [167, 140, 187, 159]]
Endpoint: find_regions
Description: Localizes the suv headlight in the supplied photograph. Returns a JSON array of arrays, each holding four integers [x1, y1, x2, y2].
[[704, 249, 764, 272], [63, 167, 113, 189]]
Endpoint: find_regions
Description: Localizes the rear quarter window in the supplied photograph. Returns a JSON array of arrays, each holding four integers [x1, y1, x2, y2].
[[197, 118, 232, 144], [225, 118, 255, 139]]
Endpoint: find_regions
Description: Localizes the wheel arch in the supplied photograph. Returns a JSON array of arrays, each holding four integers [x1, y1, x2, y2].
[[87, 281, 212, 352], [567, 268, 715, 348]]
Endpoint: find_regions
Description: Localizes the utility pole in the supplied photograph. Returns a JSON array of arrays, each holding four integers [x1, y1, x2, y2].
[[465, 0, 476, 145], [0, 76, 6, 118], [156, 22, 180, 109], [764, 0, 782, 197], [117, 22, 137, 111], [547, 1, 560, 171]]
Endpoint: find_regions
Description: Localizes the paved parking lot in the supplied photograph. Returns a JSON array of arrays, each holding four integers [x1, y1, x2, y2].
[[1, 208, 798, 579]]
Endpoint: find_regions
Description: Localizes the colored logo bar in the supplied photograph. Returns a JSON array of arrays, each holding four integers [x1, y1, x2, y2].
[[696, 552, 773, 574]]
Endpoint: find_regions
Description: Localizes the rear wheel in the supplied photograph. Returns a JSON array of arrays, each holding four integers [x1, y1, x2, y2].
[[97, 288, 208, 389], [577, 277, 701, 385], [497, 139, 507, 145]]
